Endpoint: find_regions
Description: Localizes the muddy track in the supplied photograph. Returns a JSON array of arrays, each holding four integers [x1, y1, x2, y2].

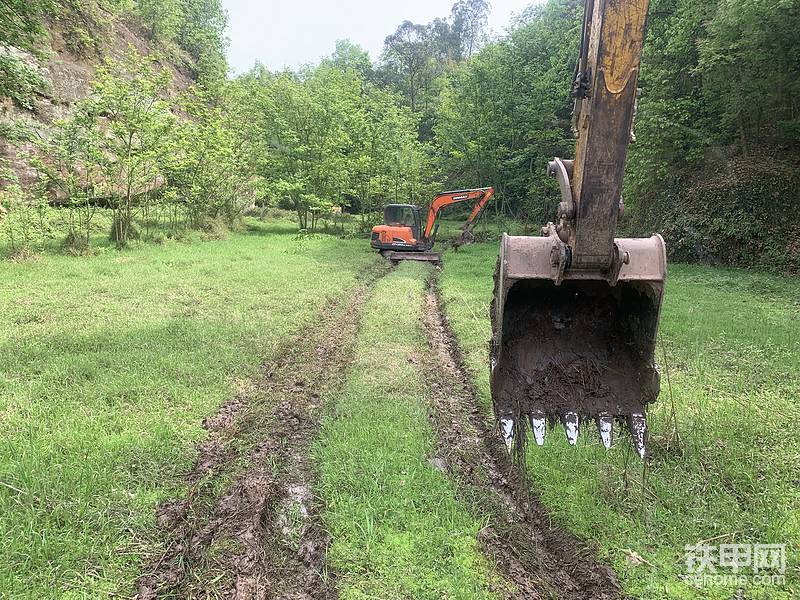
[[422, 277, 622, 600], [136, 265, 388, 599]]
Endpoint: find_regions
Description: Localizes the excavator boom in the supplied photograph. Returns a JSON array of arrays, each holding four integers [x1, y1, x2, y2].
[[423, 187, 494, 242], [491, 0, 665, 458], [565, 0, 648, 270]]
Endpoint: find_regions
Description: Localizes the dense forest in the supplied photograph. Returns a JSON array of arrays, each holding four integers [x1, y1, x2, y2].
[[1, 0, 799, 270]]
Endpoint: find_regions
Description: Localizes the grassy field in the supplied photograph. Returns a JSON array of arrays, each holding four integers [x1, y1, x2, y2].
[[0, 221, 380, 597], [3, 219, 798, 598], [313, 261, 497, 599], [439, 242, 800, 599]]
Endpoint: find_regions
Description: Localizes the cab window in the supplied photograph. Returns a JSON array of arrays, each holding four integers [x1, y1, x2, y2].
[[384, 205, 416, 227]]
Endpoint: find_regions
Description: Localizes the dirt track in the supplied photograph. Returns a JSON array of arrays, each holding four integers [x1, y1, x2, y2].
[[422, 277, 622, 600], [137, 264, 621, 599], [136, 266, 388, 599]]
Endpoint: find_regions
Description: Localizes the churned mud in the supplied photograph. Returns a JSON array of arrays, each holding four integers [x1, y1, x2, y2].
[[136, 262, 624, 599], [422, 278, 622, 600], [136, 266, 387, 599], [491, 279, 660, 432]]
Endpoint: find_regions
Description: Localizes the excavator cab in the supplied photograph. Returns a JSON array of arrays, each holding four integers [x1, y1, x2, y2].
[[491, 0, 665, 458], [372, 204, 424, 251]]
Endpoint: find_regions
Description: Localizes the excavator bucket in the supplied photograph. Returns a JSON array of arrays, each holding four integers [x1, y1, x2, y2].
[[491, 233, 666, 457], [490, 0, 666, 457]]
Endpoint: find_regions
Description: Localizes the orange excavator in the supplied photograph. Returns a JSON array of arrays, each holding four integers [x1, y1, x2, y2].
[[370, 187, 494, 263]]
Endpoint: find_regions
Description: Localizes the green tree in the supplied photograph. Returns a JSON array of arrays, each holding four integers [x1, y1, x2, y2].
[[381, 21, 433, 113], [135, 0, 184, 42], [624, 0, 713, 201], [88, 50, 175, 247], [326, 39, 372, 79], [435, 0, 580, 222], [0, 0, 57, 51], [451, 0, 490, 59], [28, 106, 104, 251], [699, 0, 800, 152], [178, 0, 228, 85], [167, 81, 262, 229], [231, 54, 430, 230]]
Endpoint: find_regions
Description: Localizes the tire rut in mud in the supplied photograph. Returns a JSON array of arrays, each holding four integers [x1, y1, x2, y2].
[[421, 277, 622, 600], [136, 266, 388, 599]]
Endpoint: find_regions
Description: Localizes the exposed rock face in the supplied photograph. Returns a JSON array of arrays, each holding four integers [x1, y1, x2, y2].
[[1, 12, 195, 193]]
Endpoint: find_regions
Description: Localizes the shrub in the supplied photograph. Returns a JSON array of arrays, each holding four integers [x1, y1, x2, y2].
[[631, 154, 800, 273], [0, 46, 50, 109]]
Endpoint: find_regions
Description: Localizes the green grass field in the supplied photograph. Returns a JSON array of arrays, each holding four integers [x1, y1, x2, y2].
[[2, 222, 798, 598], [313, 262, 497, 598], [0, 221, 380, 597], [439, 242, 800, 599]]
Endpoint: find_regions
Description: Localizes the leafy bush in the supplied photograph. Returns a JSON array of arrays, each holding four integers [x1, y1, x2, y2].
[[0, 182, 57, 254], [631, 154, 800, 273], [0, 47, 50, 109], [0, 0, 57, 51]]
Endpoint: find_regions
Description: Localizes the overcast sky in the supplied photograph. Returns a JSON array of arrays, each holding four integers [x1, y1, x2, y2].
[[221, 0, 538, 74]]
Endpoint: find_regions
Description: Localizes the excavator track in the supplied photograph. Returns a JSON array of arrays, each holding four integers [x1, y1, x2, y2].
[[380, 250, 442, 264]]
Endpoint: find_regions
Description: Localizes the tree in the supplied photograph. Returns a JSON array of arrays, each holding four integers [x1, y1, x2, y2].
[[435, 0, 580, 222], [381, 21, 432, 112], [177, 0, 228, 85], [28, 105, 104, 251], [0, 0, 57, 51], [451, 0, 491, 59], [326, 39, 372, 79], [165, 85, 257, 229], [236, 68, 351, 229], [135, 0, 184, 42], [88, 51, 175, 247], [229, 55, 430, 230], [429, 17, 461, 63], [348, 83, 432, 218], [698, 0, 800, 152]]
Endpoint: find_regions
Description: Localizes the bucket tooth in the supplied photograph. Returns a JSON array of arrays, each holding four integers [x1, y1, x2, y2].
[[563, 412, 579, 445], [628, 413, 647, 459], [530, 413, 546, 446], [598, 413, 613, 449], [500, 418, 515, 453]]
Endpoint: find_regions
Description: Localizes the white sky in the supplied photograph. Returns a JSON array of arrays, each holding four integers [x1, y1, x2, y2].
[[222, 0, 539, 74]]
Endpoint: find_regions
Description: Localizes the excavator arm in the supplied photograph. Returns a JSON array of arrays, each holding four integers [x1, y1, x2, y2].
[[422, 187, 494, 245], [553, 0, 648, 271], [490, 0, 666, 458]]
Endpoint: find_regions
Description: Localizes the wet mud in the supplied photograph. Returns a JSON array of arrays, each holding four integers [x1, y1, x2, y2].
[[491, 279, 660, 433], [422, 278, 622, 600], [136, 266, 388, 599]]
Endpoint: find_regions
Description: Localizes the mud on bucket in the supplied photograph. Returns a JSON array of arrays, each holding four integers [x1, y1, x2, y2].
[[490, 233, 666, 458]]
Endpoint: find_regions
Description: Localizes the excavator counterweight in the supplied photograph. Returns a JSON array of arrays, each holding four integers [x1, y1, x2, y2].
[[491, 0, 665, 458]]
